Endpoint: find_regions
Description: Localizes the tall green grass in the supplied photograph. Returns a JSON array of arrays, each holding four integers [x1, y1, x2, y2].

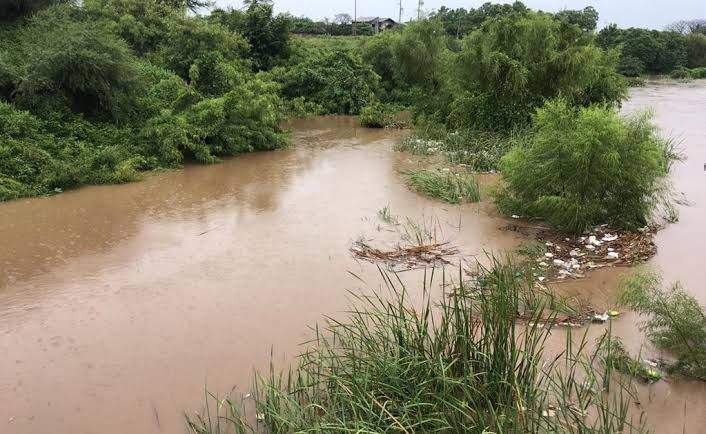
[[188, 258, 644, 433], [406, 169, 480, 204]]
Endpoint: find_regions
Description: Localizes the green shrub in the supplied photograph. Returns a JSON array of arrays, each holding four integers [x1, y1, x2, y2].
[[407, 169, 480, 204], [618, 55, 646, 77], [688, 67, 706, 79], [358, 101, 393, 128], [619, 270, 706, 380], [669, 66, 691, 79], [497, 99, 674, 233]]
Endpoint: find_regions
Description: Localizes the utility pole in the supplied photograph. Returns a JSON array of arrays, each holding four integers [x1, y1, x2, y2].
[[417, 0, 423, 20], [398, 0, 402, 23], [353, 0, 357, 36]]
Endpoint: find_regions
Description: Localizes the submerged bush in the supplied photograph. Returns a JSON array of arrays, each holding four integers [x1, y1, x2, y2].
[[619, 271, 706, 380], [398, 128, 525, 172], [358, 102, 401, 128], [497, 99, 675, 233], [188, 258, 643, 433], [407, 169, 480, 204], [669, 66, 691, 79]]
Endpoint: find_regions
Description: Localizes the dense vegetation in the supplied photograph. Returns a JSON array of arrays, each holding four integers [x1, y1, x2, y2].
[[0, 0, 292, 200], [597, 21, 706, 76], [1, 0, 695, 205]]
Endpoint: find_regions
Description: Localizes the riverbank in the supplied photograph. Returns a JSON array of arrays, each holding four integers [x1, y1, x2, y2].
[[1, 83, 706, 433]]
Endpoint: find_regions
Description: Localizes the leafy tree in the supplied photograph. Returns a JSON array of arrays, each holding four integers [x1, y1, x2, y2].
[[210, 1, 291, 71], [0, 0, 69, 21], [554, 6, 598, 31], [447, 13, 625, 131], [430, 2, 528, 38], [269, 49, 379, 114], [618, 55, 646, 77], [156, 17, 250, 95], [596, 23, 622, 49], [394, 19, 446, 88]]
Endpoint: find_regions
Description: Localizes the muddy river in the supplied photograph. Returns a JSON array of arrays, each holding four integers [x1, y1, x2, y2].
[[1, 81, 705, 434]]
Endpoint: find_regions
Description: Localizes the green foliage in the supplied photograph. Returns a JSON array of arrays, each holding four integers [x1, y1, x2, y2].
[[598, 26, 689, 74], [669, 66, 691, 79], [597, 336, 662, 383], [289, 16, 373, 36], [619, 270, 706, 380], [269, 49, 379, 115], [430, 2, 528, 38], [358, 102, 395, 128], [397, 128, 523, 172], [155, 16, 250, 95], [0, 0, 68, 21], [406, 169, 480, 204], [84, 0, 179, 55], [394, 20, 446, 89], [0, 0, 289, 201], [11, 4, 140, 121], [447, 13, 626, 131], [497, 99, 673, 233], [686, 33, 706, 68], [554, 6, 599, 31], [689, 67, 706, 79], [209, 2, 291, 71], [618, 55, 646, 77]]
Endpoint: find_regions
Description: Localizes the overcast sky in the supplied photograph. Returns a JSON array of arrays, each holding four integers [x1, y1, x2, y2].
[[212, 1, 705, 30]]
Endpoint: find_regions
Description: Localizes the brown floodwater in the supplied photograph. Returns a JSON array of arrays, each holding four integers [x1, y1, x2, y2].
[[1, 81, 705, 434]]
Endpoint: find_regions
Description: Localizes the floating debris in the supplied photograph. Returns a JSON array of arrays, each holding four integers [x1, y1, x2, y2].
[[350, 239, 459, 271], [592, 312, 610, 323], [507, 224, 657, 282]]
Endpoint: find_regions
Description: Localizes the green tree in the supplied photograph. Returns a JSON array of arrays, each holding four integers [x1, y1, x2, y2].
[[555, 6, 598, 31], [686, 33, 706, 68], [448, 13, 625, 131], [210, 1, 291, 71]]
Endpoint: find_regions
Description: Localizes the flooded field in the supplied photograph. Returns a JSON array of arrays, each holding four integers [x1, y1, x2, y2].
[[1, 82, 705, 433]]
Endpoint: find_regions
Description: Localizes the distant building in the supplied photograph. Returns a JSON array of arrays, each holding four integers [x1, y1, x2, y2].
[[354, 17, 398, 34]]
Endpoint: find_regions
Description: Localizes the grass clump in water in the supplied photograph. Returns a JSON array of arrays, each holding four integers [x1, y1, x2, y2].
[[376, 204, 398, 224], [619, 270, 706, 380], [395, 128, 523, 172], [598, 335, 662, 383], [406, 169, 480, 204], [496, 99, 678, 234], [189, 258, 644, 433]]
